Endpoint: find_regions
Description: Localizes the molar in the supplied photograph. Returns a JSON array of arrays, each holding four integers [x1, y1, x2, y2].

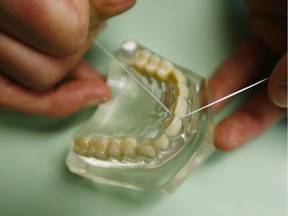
[[90, 137, 110, 160], [131, 49, 151, 72], [144, 55, 161, 76], [107, 138, 123, 159], [73, 136, 91, 156]]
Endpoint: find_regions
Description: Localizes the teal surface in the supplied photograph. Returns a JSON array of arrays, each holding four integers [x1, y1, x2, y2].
[[0, 1, 287, 216]]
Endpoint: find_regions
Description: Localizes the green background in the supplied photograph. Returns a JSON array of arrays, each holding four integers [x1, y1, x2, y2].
[[0, 1, 286, 215]]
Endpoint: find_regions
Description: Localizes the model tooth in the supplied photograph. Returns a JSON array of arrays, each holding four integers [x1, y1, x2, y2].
[[176, 83, 189, 99], [170, 96, 187, 118], [170, 68, 187, 84], [122, 137, 138, 158], [73, 136, 91, 156], [107, 138, 123, 159], [89, 137, 110, 160], [144, 55, 161, 76], [131, 49, 151, 72], [153, 134, 169, 150], [73, 145, 87, 156], [155, 60, 174, 81], [137, 141, 157, 158], [164, 116, 182, 137], [85, 137, 97, 157]]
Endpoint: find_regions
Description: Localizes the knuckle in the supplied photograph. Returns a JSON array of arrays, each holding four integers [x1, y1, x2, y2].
[[23, 65, 66, 90], [44, 20, 88, 57]]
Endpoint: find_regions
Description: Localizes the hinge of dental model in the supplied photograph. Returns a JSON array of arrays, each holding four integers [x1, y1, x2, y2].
[[73, 47, 191, 162]]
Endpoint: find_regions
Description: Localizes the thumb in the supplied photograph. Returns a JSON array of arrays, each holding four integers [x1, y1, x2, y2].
[[268, 53, 287, 108]]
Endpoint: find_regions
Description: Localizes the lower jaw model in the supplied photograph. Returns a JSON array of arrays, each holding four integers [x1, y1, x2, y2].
[[73, 48, 192, 162], [66, 40, 214, 192]]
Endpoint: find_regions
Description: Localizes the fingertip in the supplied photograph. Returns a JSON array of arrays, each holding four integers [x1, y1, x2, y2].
[[91, 0, 136, 22], [268, 53, 287, 108], [214, 112, 258, 151], [214, 119, 242, 151]]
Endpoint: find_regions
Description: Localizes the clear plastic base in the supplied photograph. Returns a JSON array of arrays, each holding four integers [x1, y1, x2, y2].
[[66, 40, 215, 193]]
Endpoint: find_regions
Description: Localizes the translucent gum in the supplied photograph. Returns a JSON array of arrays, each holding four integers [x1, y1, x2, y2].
[[65, 40, 215, 193]]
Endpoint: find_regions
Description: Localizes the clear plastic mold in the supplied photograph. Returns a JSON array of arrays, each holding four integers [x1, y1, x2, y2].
[[65, 40, 215, 193]]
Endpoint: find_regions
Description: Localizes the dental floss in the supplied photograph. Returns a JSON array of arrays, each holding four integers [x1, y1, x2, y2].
[[184, 77, 269, 117], [94, 40, 172, 115], [94, 40, 268, 118]]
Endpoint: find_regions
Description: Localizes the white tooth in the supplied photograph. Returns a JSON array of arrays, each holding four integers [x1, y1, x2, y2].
[[73, 136, 91, 156], [170, 96, 187, 118], [107, 138, 123, 159], [90, 137, 110, 160], [164, 116, 182, 137], [144, 55, 161, 76], [122, 137, 138, 158], [170, 68, 187, 84], [155, 60, 174, 81], [176, 83, 189, 99], [137, 141, 157, 158], [131, 49, 151, 72], [153, 134, 169, 150]]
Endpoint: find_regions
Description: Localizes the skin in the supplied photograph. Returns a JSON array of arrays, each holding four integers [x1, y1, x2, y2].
[[209, 0, 287, 150], [0, 0, 286, 150], [0, 0, 136, 116]]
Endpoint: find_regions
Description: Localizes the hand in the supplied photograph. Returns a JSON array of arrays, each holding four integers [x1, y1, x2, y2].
[[209, 0, 287, 150], [0, 0, 136, 116]]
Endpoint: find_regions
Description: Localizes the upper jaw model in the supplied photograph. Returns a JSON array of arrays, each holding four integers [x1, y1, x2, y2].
[[66, 40, 215, 193]]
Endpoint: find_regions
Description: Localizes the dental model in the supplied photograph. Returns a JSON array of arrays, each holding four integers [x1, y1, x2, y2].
[[73, 49, 190, 162]]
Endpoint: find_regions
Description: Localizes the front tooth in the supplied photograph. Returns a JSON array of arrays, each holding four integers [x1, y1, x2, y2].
[[170, 96, 187, 118], [73, 136, 91, 156], [155, 60, 174, 81], [89, 137, 110, 160], [170, 68, 187, 84], [144, 55, 161, 76], [131, 49, 151, 72], [153, 134, 169, 150], [137, 141, 157, 158], [175, 83, 189, 99], [122, 137, 138, 158], [164, 116, 182, 137], [107, 138, 123, 159]]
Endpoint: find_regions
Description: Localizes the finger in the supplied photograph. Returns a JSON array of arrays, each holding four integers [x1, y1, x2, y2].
[[215, 87, 286, 151], [0, 0, 136, 57], [89, 0, 136, 38], [268, 53, 287, 108], [0, 0, 90, 57], [90, 0, 136, 22], [0, 60, 111, 117], [0, 30, 91, 90], [209, 37, 273, 111]]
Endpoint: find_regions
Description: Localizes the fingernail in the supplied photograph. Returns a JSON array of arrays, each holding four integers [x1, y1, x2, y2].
[[273, 83, 287, 108]]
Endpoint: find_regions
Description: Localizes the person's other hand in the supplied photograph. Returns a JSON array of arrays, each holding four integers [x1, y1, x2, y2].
[[0, 0, 136, 116], [209, 0, 287, 150]]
